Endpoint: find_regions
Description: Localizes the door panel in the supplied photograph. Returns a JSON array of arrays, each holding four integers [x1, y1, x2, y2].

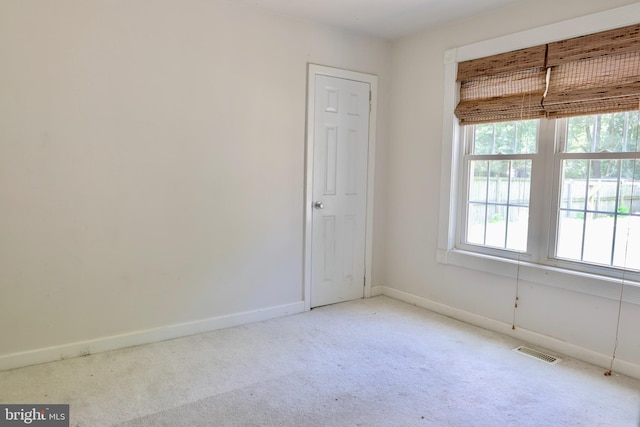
[[310, 75, 370, 308]]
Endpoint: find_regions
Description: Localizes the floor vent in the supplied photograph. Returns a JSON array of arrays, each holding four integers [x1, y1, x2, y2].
[[513, 346, 561, 365]]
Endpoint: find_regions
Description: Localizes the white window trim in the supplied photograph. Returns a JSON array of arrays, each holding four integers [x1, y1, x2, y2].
[[438, 3, 640, 305]]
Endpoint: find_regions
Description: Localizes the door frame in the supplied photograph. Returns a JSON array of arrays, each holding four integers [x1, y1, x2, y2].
[[303, 64, 378, 311]]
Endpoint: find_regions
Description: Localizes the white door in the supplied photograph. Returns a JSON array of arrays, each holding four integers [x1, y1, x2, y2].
[[310, 74, 371, 308]]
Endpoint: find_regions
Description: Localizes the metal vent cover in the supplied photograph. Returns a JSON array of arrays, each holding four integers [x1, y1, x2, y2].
[[513, 346, 561, 364]]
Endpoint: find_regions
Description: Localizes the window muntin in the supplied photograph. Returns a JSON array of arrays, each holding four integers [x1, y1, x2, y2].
[[464, 120, 537, 252]]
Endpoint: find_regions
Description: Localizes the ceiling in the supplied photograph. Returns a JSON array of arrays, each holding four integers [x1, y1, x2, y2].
[[232, 0, 525, 40]]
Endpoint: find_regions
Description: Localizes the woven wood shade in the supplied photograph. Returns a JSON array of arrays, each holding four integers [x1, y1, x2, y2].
[[546, 24, 640, 66], [543, 52, 640, 117], [544, 23, 640, 117], [455, 23, 640, 124], [455, 45, 547, 124], [457, 45, 547, 80]]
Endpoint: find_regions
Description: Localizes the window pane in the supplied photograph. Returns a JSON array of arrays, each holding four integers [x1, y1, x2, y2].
[[628, 112, 640, 152], [560, 160, 588, 211], [473, 120, 537, 154], [587, 160, 619, 213], [516, 120, 537, 154], [473, 124, 495, 155], [556, 210, 584, 260], [618, 160, 640, 213], [485, 205, 507, 248], [506, 206, 528, 251], [488, 161, 509, 203], [582, 212, 614, 266], [495, 122, 517, 154], [566, 112, 640, 153], [469, 161, 488, 203], [467, 203, 486, 245], [612, 214, 640, 270], [510, 160, 531, 206]]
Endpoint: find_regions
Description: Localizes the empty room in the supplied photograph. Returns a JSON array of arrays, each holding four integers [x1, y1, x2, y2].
[[1, 0, 640, 425]]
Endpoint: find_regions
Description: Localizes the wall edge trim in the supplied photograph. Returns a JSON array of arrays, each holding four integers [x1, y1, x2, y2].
[[377, 286, 640, 380], [0, 301, 305, 372]]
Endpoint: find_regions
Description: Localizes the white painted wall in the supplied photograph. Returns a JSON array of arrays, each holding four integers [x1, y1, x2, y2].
[[386, 0, 640, 377], [0, 0, 390, 364]]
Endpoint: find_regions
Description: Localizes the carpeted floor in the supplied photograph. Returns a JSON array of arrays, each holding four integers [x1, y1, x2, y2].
[[1, 296, 639, 426]]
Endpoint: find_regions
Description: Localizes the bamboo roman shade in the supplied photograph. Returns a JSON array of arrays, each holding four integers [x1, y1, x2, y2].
[[455, 45, 547, 124], [455, 23, 640, 124], [544, 24, 640, 117]]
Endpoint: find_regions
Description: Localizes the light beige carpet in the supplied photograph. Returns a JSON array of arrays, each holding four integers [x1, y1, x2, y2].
[[1, 296, 639, 426]]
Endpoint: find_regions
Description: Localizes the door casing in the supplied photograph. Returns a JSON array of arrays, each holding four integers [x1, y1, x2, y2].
[[303, 64, 378, 311]]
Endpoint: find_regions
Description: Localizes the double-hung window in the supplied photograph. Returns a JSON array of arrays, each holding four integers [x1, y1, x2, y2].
[[554, 112, 640, 271], [462, 120, 537, 254], [450, 22, 640, 282]]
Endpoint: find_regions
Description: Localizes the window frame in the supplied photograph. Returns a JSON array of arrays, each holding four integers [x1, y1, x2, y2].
[[438, 4, 640, 303]]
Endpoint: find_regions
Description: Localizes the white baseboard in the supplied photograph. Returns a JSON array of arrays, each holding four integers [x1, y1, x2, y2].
[[0, 301, 305, 372], [376, 286, 640, 380], [370, 285, 384, 297]]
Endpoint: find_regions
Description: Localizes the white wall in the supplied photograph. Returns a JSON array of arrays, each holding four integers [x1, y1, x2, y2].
[[0, 0, 390, 365], [386, 0, 640, 377]]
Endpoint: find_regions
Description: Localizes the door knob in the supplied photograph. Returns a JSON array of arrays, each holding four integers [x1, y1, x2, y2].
[[314, 201, 324, 209]]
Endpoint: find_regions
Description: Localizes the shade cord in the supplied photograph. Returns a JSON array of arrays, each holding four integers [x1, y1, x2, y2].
[[605, 106, 639, 376], [512, 93, 529, 330], [512, 252, 521, 330]]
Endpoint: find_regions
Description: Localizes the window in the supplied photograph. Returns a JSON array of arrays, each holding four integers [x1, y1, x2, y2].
[[445, 20, 640, 283], [555, 112, 640, 271], [459, 113, 640, 278], [463, 120, 537, 252], [439, 6, 640, 299]]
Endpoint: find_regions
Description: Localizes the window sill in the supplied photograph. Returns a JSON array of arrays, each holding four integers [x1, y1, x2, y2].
[[437, 248, 640, 305]]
